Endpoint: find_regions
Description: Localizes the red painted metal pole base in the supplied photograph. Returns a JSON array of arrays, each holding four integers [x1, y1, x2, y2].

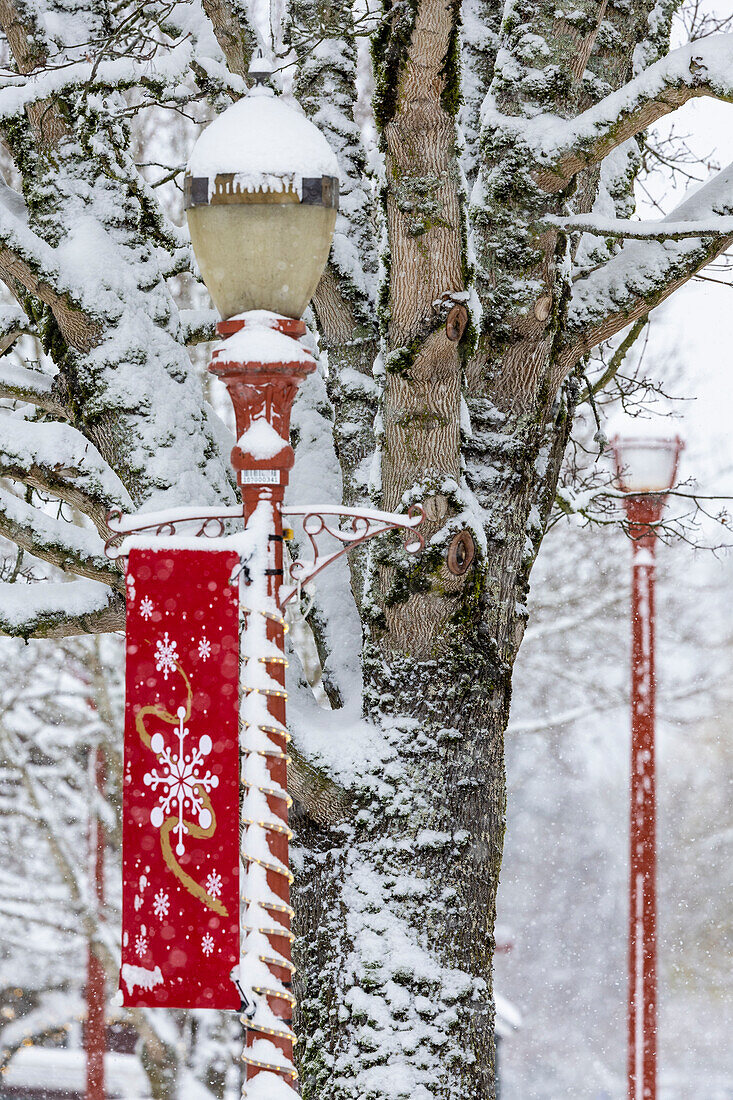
[[625, 498, 663, 1100]]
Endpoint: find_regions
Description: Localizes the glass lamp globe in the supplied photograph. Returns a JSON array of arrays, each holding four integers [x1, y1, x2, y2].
[[611, 432, 684, 494], [185, 74, 339, 320]]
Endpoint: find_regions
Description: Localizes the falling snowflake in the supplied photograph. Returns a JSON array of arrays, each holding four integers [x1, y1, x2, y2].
[[144, 706, 219, 856], [201, 933, 215, 956], [197, 636, 211, 661], [135, 932, 148, 957], [155, 632, 178, 679], [205, 871, 222, 899], [152, 890, 170, 920], [140, 596, 154, 621]]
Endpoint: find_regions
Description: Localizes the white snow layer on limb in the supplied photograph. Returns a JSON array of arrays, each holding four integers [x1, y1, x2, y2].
[[292, 30, 378, 310], [0, 362, 62, 412], [187, 91, 340, 193], [552, 213, 733, 239], [481, 34, 733, 187], [0, 201, 94, 315], [0, 39, 196, 120], [177, 308, 218, 345], [565, 158, 733, 355], [0, 578, 122, 637], [0, 305, 32, 355], [45, 184, 235, 510], [0, 414, 131, 510], [165, 0, 268, 93], [0, 486, 119, 586]]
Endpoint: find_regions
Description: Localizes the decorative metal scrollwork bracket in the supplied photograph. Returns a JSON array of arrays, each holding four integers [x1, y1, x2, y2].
[[279, 504, 424, 605], [105, 503, 425, 600]]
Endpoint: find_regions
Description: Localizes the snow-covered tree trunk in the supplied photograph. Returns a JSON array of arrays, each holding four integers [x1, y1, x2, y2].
[[2, 0, 733, 1096]]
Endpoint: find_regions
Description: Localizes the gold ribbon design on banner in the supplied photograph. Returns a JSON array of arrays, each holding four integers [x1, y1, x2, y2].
[[135, 663, 229, 917]]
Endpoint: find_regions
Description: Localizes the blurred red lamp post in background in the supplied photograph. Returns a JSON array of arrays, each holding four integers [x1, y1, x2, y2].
[[611, 431, 684, 1100]]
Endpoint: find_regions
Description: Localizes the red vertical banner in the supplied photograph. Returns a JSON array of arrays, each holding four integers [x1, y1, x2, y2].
[[120, 548, 241, 1010]]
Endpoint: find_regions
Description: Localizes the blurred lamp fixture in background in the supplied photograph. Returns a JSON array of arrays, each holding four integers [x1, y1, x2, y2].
[[610, 433, 684, 496]]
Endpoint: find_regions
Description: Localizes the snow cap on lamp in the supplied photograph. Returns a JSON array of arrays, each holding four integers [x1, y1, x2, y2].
[[609, 418, 684, 494], [185, 53, 339, 321]]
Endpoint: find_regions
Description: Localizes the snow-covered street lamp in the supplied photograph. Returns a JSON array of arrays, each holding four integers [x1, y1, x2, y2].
[[611, 428, 683, 1100], [185, 57, 338, 321], [184, 60, 342, 1096], [181, 59, 423, 1098]]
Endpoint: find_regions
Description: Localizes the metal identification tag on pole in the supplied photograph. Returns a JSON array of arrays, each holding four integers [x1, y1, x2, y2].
[[240, 469, 280, 485]]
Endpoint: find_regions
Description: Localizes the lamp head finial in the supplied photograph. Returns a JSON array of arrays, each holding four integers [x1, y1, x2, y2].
[[248, 48, 274, 88]]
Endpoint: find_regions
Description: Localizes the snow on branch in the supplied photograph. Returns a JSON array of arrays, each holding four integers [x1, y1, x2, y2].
[[548, 213, 733, 240], [0, 40, 194, 121], [0, 414, 131, 533], [197, 0, 265, 81], [0, 486, 122, 590], [178, 308, 218, 346], [559, 160, 733, 370], [0, 577, 124, 637], [0, 305, 32, 356], [483, 34, 733, 192], [0, 206, 99, 345], [0, 363, 65, 415]]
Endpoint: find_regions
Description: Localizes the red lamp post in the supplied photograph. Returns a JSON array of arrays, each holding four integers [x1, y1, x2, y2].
[[184, 57, 342, 1092], [611, 432, 684, 1100]]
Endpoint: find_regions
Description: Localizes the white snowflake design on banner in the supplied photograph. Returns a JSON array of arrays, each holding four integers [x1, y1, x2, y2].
[[205, 871, 222, 899], [135, 929, 148, 957], [201, 933, 214, 956], [152, 890, 170, 920], [126, 573, 136, 605], [143, 706, 219, 855], [140, 596, 154, 621], [197, 636, 211, 661], [155, 632, 178, 679]]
